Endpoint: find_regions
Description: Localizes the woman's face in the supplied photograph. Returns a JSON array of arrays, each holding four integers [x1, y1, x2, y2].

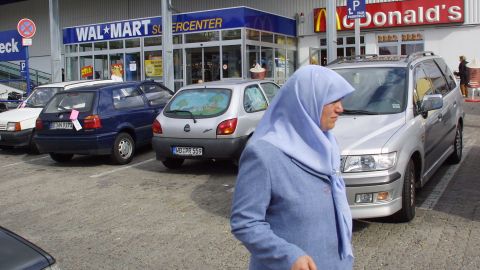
[[320, 99, 343, 131]]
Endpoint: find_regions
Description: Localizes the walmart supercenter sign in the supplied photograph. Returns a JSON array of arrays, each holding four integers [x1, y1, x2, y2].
[[314, 0, 464, 32], [63, 7, 296, 44], [0, 30, 26, 61]]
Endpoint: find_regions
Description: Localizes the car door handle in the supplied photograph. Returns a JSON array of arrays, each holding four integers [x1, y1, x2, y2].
[[438, 113, 443, 121], [453, 101, 457, 108]]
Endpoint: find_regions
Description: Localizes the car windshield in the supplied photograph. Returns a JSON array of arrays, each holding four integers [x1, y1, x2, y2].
[[334, 67, 407, 114], [164, 88, 231, 118], [23, 87, 63, 108], [44, 92, 95, 113]]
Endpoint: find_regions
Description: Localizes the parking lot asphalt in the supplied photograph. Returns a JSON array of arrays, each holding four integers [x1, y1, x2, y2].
[[1, 102, 479, 270]]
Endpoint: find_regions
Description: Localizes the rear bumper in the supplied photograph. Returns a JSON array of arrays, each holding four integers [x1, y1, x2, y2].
[[35, 133, 116, 155], [0, 129, 33, 148], [152, 136, 249, 160]]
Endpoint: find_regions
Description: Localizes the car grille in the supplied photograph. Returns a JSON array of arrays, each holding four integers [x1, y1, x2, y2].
[[0, 123, 6, 131]]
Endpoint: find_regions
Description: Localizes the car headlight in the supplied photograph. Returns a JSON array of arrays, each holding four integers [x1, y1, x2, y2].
[[6, 122, 21, 131], [342, 152, 397, 172]]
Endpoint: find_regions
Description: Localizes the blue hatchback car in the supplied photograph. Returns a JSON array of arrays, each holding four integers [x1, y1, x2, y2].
[[34, 80, 173, 164]]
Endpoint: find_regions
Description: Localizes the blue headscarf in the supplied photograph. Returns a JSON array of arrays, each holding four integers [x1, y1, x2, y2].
[[250, 65, 355, 259]]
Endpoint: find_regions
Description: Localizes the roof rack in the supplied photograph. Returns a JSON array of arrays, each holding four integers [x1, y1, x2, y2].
[[405, 51, 435, 63], [328, 54, 378, 65]]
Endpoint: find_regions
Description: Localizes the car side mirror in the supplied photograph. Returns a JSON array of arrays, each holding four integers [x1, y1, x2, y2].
[[420, 94, 443, 116]]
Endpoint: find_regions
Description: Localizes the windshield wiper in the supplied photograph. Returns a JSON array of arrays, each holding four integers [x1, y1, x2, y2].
[[343, 109, 380, 115], [165, 109, 197, 123]]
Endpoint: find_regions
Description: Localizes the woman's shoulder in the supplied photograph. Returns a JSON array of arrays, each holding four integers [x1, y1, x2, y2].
[[243, 139, 284, 159]]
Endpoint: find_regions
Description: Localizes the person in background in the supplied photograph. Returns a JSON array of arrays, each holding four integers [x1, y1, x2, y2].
[[231, 65, 355, 270], [454, 55, 468, 97]]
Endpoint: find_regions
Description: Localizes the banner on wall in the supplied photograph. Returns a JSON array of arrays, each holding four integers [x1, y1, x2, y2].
[[0, 30, 26, 61], [145, 59, 163, 77], [314, 0, 464, 32], [81, 65, 93, 78]]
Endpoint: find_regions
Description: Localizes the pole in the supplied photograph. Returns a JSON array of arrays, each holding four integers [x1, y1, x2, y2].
[[355, 18, 361, 57], [326, 0, 337, 64], [162, 0, 174, 91], [49, 0, 62, 82], [25, 46, 31, 96]]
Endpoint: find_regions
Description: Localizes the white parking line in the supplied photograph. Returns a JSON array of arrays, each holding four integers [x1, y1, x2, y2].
[[89, 158, 155, 178], [0, 156, 49, 168], [418, 142, 472, 210]]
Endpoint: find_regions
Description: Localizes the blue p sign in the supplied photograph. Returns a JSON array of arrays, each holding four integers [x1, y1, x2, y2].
[[20, 61, 26, 73], [347, 0, 366, 19]]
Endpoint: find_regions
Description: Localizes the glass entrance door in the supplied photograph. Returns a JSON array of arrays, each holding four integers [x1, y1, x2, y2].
[[125, 52, 141, 81], [186, 46, 220, 85]]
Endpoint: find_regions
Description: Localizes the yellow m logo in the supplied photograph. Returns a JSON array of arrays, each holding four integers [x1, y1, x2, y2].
[[314, 8, 342, 32]]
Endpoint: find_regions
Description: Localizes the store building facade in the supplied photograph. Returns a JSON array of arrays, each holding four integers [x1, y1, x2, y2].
[[0, 0, 479, 86]]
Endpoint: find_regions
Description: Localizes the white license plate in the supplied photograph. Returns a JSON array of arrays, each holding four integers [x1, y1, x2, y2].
[[51, 122, 73, 130], [173, 146, 203, 156]]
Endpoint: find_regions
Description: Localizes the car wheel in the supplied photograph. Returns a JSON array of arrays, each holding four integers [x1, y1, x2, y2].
[[111, 132, 135, 165], [49, 153, 74, 162], [28, 131, 40, 154], [162, 158, 184, 169], [395, 159, 416, 222], [447, 124, 462, 164]]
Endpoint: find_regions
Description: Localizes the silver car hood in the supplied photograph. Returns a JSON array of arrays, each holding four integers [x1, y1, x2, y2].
[[332, 113, 405, 155]]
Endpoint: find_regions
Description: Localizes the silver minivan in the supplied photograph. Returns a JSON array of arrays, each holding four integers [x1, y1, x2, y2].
[[152, 80, 280, 169], [329, 52, 464, 222]]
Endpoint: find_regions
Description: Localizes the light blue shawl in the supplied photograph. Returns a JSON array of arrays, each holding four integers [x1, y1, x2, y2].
[[250, 65, 355, 259]]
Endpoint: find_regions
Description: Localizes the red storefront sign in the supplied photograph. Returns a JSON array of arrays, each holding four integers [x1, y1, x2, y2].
[[81, 65, 93, 78], [314, 0, 464, 32]]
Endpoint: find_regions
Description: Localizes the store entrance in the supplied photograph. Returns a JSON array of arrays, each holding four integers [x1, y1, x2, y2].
[[186, 46, 220, 84]]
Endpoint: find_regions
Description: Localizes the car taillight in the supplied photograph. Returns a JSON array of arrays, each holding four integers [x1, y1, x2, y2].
[[152, 119, 163, 134], [35, 118, 43, 130], [217, 118, 237, 135], [83, 115, 102, 129]]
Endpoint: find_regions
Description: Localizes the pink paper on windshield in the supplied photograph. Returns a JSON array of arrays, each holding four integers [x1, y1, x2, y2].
[[70, 109, 79, 120], [19, 102, 26, 108]]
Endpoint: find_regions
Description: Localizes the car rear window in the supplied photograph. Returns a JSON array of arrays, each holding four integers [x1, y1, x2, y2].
[[164, 88, 231, 118], [24, 87, 63, 108], [335, 67, 407, 114], [44, 92, 95, 113]]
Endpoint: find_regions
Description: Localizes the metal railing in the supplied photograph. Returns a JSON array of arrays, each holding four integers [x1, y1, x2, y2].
[[0, 61, 51, 91]]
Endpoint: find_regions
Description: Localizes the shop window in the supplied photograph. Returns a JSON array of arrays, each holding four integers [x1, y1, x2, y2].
[[125, 38, 140, 48], [222, 29, 241, 40], [286, 37, 296, 47], [66, 56, 79, 81], [337, 37, 343, 45], [109, 40, 124, 50], [173, 34, 183, 44], [261, 48, 274, 78], [246, 29, 260, 41], [65, 44, 77, 54], [275, 35, 285, 45], [94, 54, 108, 79], [320, 38, 327, 46], [275, 48, 286, 85], [80, 56, 93, 79], [173, 49, 183, 80], [377, 32, 424, 56], [94, 42, 107, 51], [286, 50, 296, 80], [222, 45, 241, 78], [379, 46, 398, 55], [110, 53, 124, 81], [144, 36, 162, 46], [185, 31, 219, 43], [401, 44, 424, 55], [261, 32, 274, 43], [337, 48, 344, 57], [79, 43, 92, 52], [247, 45, 260, 76], [125, 52, 141, 81], [144, 51, 162, 81], [346, 37, 355, 45]]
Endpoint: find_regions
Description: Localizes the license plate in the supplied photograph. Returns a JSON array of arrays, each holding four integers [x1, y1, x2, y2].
[[173, 146, 203, 156], [51, 121, 73, 130]]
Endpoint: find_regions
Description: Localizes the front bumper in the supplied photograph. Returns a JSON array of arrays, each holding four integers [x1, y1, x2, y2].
[[0, 129, 33, 148], [152, 136, 249, 160], [35, 133, 116, 155], [344, 171, 404, 219]]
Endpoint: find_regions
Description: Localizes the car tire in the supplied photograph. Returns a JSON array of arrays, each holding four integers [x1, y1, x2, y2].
[[395, 159, 416, 222], [28, 131, 40, 155], [162, 158, 184, 169], [111, 132, 135, 165], [447, 124, 462, 164], [49, 153, 74, 162]]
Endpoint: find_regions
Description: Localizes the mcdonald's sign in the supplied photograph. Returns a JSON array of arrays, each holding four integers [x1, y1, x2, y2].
[[313, 0, 464, 33], [313, 8, 344, 32]]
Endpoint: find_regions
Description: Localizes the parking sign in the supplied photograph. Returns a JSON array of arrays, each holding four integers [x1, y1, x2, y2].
[[347, 0, 366, 19]]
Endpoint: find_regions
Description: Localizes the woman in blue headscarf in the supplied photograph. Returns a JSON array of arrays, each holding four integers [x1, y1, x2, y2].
[[231, 65, 355, 270]]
